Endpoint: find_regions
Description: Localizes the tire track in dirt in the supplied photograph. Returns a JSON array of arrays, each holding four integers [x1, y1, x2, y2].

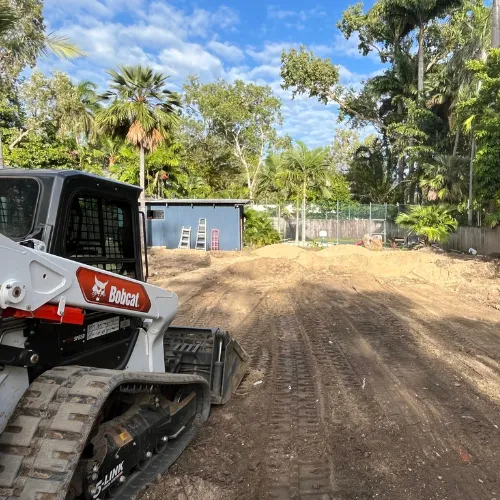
[[376, 279, 500, 361], [301, 277, 500, 499], [263, 292, 334, 500]]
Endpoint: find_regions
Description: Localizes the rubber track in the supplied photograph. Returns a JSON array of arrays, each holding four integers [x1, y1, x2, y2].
[[0, 366, 210, 500]]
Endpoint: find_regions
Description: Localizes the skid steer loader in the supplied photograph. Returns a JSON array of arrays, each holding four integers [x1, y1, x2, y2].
[[0, 170, 249, 499]]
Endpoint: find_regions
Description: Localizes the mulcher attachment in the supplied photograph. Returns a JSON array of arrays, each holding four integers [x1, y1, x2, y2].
[[164, 327, 249, 404]]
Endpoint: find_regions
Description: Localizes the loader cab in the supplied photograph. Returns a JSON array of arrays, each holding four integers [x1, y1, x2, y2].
[[0, 170, 145, 281], [0, 170, 148, 377]]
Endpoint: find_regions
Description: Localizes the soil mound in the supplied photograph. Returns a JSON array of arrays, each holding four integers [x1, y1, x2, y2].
[[227, 257, 304, 281], [148, 248, 211, 281], [319, 245, 369, 258], [253, 244, 308, 260]]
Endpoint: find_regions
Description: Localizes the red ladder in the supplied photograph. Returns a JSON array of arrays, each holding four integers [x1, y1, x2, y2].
[[211, 229, 220, 251]]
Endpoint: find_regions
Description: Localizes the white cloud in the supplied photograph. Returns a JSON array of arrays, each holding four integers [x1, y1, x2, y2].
[[267, 6, 297, 19], [267, 5, 327, 25], [141, 3, 238, 39], [207, 41, 244, 62], [159, 44, 224, 80], [246, 42, 294, 65], [40, 1, 363, 147]]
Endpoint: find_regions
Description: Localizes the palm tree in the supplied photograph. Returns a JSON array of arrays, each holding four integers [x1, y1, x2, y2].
[[388, 0, 463, 98], [420, 154, 469, 202], [97, 66, 181, 213], [396, 205, 458, 244], [0, 0, 82, 62], [0, 1, 16, 36], [285, 142, 331, 245]]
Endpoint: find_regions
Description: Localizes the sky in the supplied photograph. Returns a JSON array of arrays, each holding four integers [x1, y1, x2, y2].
[[41, 0, 382, 147]]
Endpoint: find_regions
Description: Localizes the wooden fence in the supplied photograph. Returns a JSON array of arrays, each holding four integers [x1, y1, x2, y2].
[[444, 227, 500, 255], [275, 218, 391, 242], [274, 218, 500, 255]]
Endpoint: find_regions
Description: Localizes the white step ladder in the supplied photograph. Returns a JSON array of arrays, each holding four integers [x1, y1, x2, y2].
[[195, 218, 207, 251], [178, 226, 191, 249]]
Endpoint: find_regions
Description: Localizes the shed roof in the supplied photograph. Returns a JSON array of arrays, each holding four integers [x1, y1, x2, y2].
[[146, 198, 251, 206]]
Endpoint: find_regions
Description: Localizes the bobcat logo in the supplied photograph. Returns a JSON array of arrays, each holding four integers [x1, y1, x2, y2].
[[92, 276, 108, 301]]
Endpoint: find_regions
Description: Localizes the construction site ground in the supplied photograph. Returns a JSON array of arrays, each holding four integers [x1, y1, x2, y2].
[[144, 245, 500, 500]]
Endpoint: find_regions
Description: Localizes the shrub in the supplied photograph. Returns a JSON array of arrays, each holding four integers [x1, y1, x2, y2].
[[244, 208, 280, 247], [395, 205, 458, 245]]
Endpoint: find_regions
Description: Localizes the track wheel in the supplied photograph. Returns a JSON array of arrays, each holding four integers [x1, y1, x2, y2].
[[155, 436, 168, 454], [135, 451, 153, 471], [106, 476, 127, 498]]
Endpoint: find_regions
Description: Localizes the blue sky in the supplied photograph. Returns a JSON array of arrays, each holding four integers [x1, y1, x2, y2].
[[42, 0, 381, 147]]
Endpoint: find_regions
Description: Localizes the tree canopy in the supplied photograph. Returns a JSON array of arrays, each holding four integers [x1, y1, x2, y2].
[[3, 0, 500, 232]]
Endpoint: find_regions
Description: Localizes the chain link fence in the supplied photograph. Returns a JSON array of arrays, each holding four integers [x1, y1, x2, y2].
[[253, 202, 417, 246]]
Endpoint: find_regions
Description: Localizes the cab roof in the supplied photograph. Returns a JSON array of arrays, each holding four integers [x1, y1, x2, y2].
[[0, 169, 142, 193]]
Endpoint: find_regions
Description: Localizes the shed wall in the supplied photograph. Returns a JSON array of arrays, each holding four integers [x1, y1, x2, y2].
[[146, 204, 242, 250]]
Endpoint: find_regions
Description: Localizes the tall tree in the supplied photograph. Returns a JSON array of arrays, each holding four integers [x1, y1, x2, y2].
[[183, 77, 282, 199], [494, 0, 500, 48], [388, 0, 463, 97], [97, 66, 181, 213], [0, 0, 82, 90], [285, 142, 331, 245]]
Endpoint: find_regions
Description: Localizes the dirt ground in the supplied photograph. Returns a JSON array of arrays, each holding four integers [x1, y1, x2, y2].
[[143, 244, 500, 500]]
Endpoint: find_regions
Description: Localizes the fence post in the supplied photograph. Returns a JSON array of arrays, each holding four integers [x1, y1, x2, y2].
[[369, 202, 372, 237], [384, 203, 388, 245], [337, 200, 340, 246], [277, 205, 281, 237]]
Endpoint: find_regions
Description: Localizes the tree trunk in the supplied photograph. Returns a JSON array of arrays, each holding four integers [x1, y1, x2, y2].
[[301, 181, 306, 245], [0, 131, 4, 169], [139, 145, 146, 215], [418, 24, 425, 98], [295, 199, 299, 245], [9, 129, 29, 150], [396, 100, 405, 183], [247, 176, 253, 200], [493, 0, 500, 48], [453, 128, 460, 156], [468, 136, 476, 226]]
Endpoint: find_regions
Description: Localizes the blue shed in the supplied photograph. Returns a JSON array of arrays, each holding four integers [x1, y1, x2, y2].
[[146, 199, 250, 251]]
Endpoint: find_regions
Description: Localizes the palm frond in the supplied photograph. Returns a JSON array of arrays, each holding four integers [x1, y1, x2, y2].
[[0, 0, 18, 36], [42, 32, 86, 59]]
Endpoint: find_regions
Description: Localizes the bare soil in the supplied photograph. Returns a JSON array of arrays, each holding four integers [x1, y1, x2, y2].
[[144, 245, 500, 500]]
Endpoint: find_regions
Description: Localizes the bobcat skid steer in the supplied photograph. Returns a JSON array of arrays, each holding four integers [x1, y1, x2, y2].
[[0, 170, 248, 499]]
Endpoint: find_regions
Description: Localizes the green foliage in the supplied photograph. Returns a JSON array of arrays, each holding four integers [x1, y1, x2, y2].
[[395, 205, 458, 243], [183, 77, 282, 199], [97, 65, 181, 201], [329, 129, 361, 173], [420, 154, 469, 202], [280, 0, 489, 207], [0, 0, 17, 37], [3, 131, 79, 170], [98, 65, 181, 151], [348, 138, 395, 202], [281, 46, 340, 105], [460, 50, 500, 207], [243, 209, 280, 247], [484, 209, 500, 228], [0, 0, 82, 90]]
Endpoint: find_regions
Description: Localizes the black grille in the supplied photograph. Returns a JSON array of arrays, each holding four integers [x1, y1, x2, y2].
[[65, 195, 136, 277]]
